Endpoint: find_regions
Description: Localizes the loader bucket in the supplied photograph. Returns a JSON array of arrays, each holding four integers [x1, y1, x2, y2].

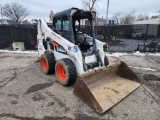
[[74, 61, 141, 114]]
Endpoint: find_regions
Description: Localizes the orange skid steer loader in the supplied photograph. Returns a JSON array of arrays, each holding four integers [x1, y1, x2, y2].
[[37, 8, 141, 114]]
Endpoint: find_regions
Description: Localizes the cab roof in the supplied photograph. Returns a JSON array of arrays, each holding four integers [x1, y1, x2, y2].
[[53, 7, 96, 19]]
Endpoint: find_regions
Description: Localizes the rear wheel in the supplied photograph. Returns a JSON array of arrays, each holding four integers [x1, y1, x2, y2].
[[55, 58, 77, 86], [40, 52, 55, 74]]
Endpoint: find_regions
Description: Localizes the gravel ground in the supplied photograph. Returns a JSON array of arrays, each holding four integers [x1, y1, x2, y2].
[[0, 52, 159, 120]]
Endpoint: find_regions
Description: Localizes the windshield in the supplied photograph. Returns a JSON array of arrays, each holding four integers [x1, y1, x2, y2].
[[72, 18, 94, 38]]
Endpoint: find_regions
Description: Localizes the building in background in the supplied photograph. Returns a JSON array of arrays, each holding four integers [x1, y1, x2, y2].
[[30, 19, 38, 25], [22, 20, 31, 24], [29, 19, 52, 28], [133, 18, 160, 24], [94, 18, 107, 26], [85, 17, 118, 26]]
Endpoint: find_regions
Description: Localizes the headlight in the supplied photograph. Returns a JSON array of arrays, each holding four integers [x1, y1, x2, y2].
[[103, 44, 108, 52]]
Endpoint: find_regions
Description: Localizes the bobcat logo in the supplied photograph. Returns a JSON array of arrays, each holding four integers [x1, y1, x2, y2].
[[74, 46, 78, 52]]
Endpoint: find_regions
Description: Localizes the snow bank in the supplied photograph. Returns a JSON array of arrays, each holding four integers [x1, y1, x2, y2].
[[106, 51, 160, 57], [0, 50, 38, 54], [129, 66, 157, 72], [148, 53, 160, 56], [132, 51, 145, 56], [106, 52, 128, 57], [0, 49, 160, 57]]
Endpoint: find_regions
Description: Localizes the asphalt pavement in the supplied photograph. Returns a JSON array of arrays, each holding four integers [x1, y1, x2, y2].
[[0, 52, 159, 120]]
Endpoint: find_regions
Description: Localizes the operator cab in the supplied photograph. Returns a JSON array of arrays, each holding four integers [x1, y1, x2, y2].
[[53, 8, 96, 54]]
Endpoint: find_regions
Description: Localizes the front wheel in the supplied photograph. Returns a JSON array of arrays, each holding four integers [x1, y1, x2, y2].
[[55, 58, 77, 86]]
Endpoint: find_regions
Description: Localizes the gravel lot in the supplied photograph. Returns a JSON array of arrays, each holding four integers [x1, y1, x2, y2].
[[0, 52, 159, 120]]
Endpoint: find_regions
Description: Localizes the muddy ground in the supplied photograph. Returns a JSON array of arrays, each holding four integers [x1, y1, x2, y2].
[[0, 52, 159, 120]]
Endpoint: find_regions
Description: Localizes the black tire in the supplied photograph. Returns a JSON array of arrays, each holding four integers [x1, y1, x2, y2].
[[104, 55, 109, 66], [55, 58, 77, 86], [40, 52, 55, 75]]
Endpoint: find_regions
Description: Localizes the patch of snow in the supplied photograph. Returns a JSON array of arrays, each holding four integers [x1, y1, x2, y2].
[[0, 50, 38, 54], [129, 66, 157, 72], [106, 52, 128, 57], [106, 51, 160, 57], [132, 51, 145, 56], [148, 53, 160, 56]]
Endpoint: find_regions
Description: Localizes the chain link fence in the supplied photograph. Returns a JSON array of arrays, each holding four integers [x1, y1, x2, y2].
[[0, 24, 160, 52], [81, 24, 160, 52], [0, 24, 37, 49]]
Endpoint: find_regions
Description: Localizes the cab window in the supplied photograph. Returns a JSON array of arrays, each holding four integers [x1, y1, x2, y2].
[[62, 20, 70, 31], [55, 19, 61, 31]]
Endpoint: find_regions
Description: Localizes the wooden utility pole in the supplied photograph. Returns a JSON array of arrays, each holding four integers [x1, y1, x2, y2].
[[0, 4, 3, 24], [106, 0, 110, 22], [158, 10, 160, 19]]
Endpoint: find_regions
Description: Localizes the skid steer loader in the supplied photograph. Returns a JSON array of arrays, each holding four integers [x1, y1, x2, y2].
[[37, 8, 141, 114]]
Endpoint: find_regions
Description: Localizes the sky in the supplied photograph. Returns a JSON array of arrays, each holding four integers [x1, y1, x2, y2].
[[0, 0, 160, 21]]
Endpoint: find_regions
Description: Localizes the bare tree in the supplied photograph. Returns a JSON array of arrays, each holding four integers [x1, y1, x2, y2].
[[151, 15, 158, 19], [112, 10, 136, 25], [123, 10, 136, 24], [112, 12, 126, 24], [2, 2, 29, 22], [81, 0, 100, 11], [136, 13, 149, 21], [49, 10, 54, 21]]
